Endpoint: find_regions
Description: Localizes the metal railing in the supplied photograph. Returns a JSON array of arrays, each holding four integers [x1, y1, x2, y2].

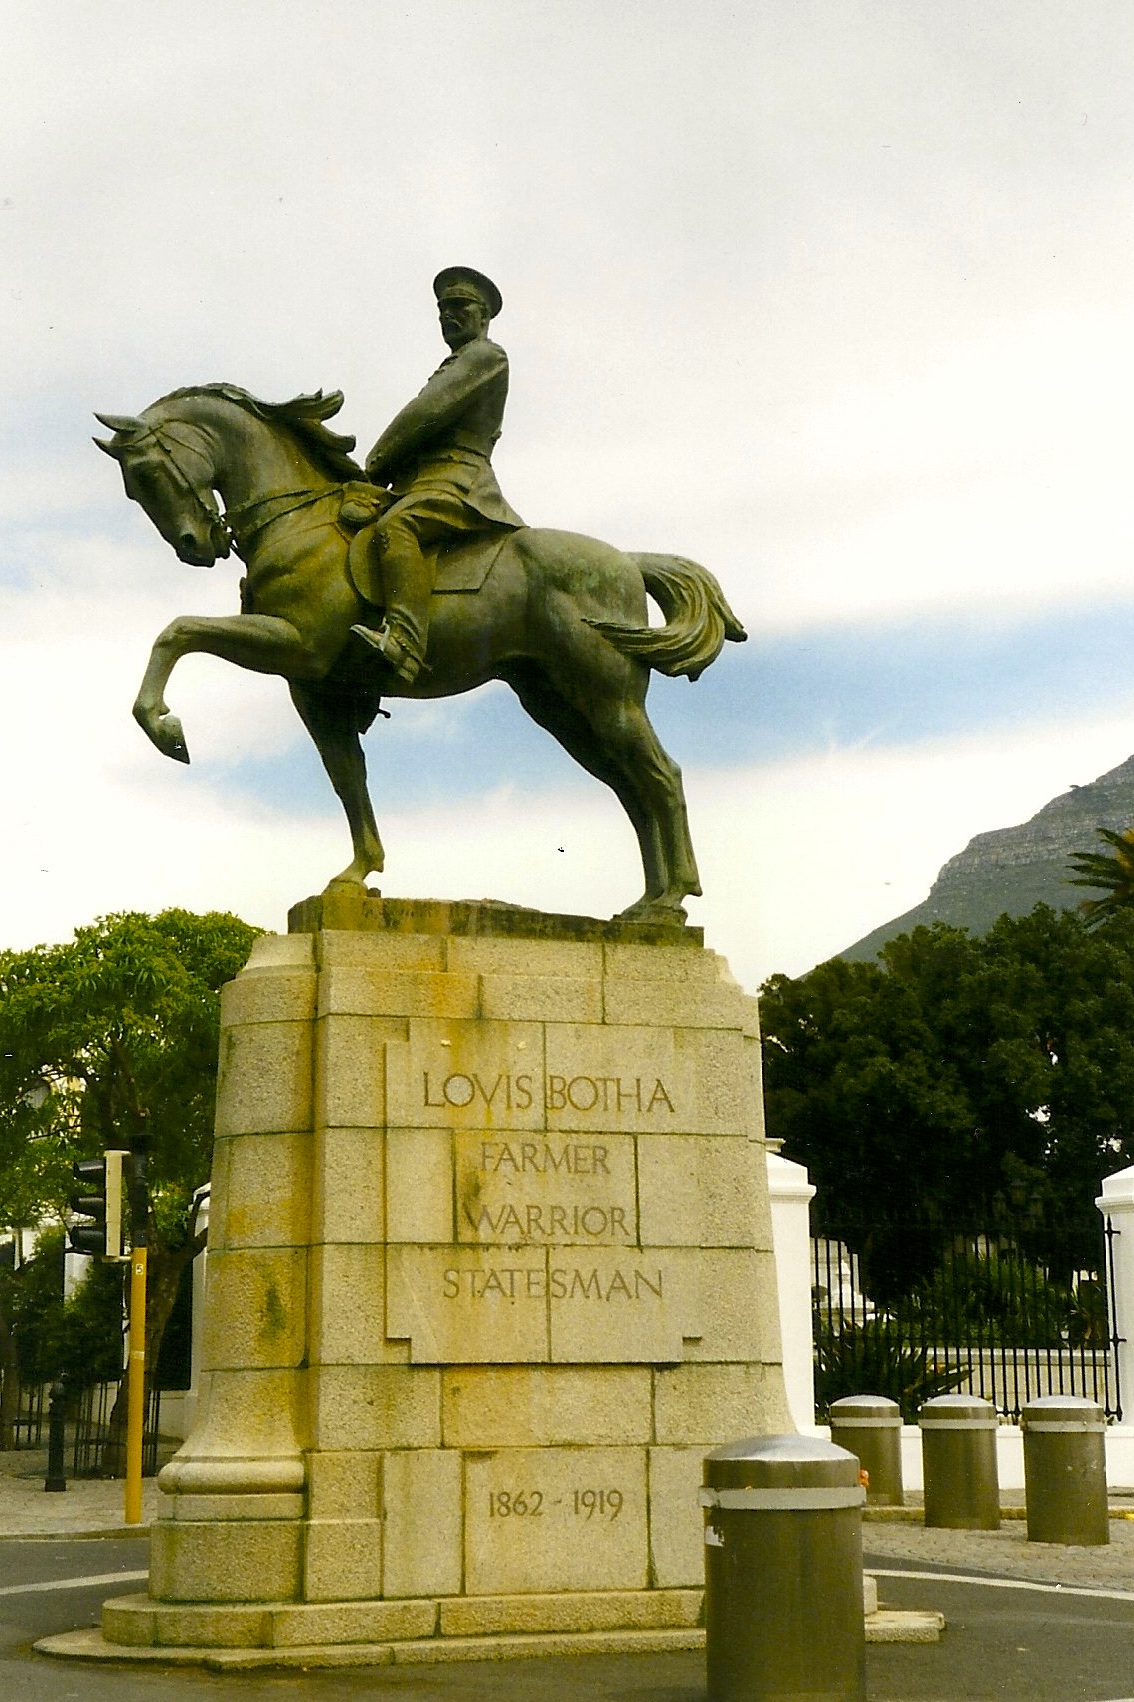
[[72, 1378, 162, 1477], [7, 1377, 46, 1447], [812, 1220, 1119, 1423]]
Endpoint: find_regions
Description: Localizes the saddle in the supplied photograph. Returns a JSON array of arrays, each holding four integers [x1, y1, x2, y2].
[[339, 482, 513, 608]]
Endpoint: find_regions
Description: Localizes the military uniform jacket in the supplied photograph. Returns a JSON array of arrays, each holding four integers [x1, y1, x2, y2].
[[365, 336, 524, 529]]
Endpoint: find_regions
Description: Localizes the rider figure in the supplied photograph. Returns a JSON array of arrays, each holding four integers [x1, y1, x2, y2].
[[350, 267, 524, 683]]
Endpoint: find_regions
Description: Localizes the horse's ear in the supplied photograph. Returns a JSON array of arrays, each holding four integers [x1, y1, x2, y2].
[[92, 435, 123, 459], [94, 411, 146, 435]]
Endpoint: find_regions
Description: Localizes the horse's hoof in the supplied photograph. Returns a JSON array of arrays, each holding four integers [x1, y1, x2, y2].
[[323, 874, 374, 894], [156, 716, 190, 763], [615, 899, 688, 927]]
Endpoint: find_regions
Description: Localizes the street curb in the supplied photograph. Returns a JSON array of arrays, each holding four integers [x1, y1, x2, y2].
[[864, 1506, 1134, 1524], [0, 1523, 152, 1541]]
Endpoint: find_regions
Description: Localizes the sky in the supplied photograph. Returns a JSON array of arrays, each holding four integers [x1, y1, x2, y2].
[[3, 0, 1134, 992]]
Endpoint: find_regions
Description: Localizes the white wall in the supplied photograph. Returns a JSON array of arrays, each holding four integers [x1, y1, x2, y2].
[[766, 1149, 817, 1431]]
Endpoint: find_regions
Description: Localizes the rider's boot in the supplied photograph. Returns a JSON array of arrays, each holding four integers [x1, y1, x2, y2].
[[351, 517, 431, 685], [351, 616, 426, 685]]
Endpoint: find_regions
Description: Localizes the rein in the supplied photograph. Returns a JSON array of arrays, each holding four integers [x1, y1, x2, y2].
[[224, 487, 341, 558]]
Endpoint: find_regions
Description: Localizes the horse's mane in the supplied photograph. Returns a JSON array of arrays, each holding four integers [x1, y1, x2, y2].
[[155, 384, 364, 481]]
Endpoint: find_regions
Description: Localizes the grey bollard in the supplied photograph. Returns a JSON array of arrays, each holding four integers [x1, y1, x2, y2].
[[830, 1395, 904, 1506], [1022, 1396, 1109, 1546], [702, 1435, 866, 1702], [919, 1394, 999, 1529]]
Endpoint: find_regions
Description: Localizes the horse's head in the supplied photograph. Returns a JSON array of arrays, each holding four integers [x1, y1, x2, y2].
[[93, 408, 231, 566]]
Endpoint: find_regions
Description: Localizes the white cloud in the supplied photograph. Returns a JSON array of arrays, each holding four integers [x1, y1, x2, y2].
[[709, 309, 1134, 633]]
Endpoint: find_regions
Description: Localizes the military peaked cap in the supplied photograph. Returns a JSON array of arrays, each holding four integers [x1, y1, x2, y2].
[[433, 266, 503, 319]]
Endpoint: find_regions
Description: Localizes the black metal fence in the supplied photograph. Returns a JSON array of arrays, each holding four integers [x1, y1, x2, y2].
[[0, 1373, 162, 1475], [812, 1216, 1121, 1423], [8, 1377, 46, 1447], [72, 1379, 162, 1477]]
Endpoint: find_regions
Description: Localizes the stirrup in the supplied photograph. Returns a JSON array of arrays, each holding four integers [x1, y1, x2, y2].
[[351, 621, 425, 685]]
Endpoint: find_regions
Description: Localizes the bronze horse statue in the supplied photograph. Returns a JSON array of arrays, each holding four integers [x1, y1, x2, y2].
[[94, 386, 746, 922]]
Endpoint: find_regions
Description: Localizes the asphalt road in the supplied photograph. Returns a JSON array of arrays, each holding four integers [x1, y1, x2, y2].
[[865, 1558, 1134, 1702], [4, 1537, 1134, 1700]]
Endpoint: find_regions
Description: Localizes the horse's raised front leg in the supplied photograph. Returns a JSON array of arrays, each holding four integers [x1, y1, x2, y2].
[[289, 682, 385, 888], [133, 612, 331, 764]]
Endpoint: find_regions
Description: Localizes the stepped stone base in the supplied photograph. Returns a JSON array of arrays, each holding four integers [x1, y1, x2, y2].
[[40, 1621, 708, 1668], [38, 1579, 943, 1669], [100, 1585, 703, 1648]]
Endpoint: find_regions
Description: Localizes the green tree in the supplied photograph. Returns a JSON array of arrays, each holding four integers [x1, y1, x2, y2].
[[760, 905, 1134, 1300], [0, 1232, 134, 1450], [0, 909, 259, 1456], [1068, 825, 1134, 926], [759, 934, 978, 1297]]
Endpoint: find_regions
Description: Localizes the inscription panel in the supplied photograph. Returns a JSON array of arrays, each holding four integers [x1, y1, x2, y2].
[[464, 1446, 648, 1593], [455, 1132, 637, 1245], [386, 1246, 699, 1364], [380, 1020, 738, 1365]]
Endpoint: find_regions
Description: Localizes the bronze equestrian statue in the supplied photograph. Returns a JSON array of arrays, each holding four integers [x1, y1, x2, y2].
[[94, 271, 746, 924]]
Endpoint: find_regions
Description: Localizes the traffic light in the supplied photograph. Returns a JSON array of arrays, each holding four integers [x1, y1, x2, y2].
[[68, 1150, 129, 1258]]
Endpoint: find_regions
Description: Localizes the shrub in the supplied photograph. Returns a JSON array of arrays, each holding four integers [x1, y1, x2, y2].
[[815, 1316, 967, 1422]]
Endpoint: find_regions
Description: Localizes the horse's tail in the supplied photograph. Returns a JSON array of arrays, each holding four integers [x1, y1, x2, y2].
[[586, 554, 747, 680]]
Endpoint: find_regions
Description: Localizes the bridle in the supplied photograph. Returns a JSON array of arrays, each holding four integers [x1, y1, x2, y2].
[[121, 420, 343, 563], [120, 421, 236, 560]]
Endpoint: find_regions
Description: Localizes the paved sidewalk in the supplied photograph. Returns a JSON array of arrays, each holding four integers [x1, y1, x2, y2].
[[0, 1448, 159, 1537], [859, 1487, 1134, 1592], [863, 1511, 1134, 1595]]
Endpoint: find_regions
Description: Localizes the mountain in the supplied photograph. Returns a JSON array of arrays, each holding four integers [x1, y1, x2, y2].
[[841, 753, 1134, 962]]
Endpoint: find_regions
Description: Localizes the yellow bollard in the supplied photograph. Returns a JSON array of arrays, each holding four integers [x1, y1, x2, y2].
[[124, 1246, 147, 1525]]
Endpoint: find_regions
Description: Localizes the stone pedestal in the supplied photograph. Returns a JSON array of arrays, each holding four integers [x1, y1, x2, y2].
[[102, 894, 792, 1659]]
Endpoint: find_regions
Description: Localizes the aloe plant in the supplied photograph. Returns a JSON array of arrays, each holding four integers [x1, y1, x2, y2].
[[815, 1316, 967, 1422]]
